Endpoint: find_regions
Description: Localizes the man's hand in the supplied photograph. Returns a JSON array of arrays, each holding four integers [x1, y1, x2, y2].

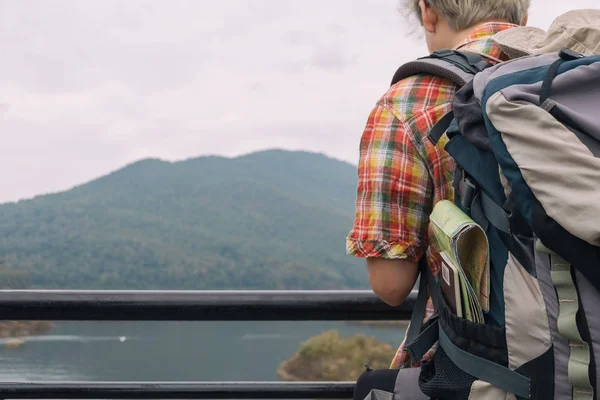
[[366, 258, 419, 307]]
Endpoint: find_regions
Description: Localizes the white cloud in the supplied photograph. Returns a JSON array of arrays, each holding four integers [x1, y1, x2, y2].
[[0, 0, 597, 203]]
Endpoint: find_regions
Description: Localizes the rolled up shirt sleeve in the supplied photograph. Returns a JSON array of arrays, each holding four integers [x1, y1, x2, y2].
[[346, 103, 433, 262]]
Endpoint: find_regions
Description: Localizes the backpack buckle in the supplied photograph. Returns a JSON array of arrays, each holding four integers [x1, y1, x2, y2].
[[559, 48, 584, 61]]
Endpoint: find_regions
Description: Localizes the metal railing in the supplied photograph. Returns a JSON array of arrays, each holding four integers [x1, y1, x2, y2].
[[0, 289, 416, 399]]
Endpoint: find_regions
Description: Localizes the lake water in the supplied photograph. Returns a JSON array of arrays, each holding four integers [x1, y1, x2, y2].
[[0, 321, 406, 382]]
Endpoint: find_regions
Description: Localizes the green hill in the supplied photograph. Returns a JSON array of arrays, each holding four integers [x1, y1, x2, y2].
[[0, 149, 368, 289]]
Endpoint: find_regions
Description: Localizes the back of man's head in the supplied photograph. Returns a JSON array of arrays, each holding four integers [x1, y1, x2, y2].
[[403, 0, 530, 32]]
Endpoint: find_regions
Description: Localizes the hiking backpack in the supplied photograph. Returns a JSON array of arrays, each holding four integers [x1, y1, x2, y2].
[[353, 45, 600, 400]]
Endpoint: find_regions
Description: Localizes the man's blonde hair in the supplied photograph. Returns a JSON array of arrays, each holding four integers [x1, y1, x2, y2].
[[402, 0, 530, 31]]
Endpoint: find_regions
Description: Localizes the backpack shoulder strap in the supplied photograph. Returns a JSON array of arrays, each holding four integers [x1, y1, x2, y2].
[[390, 49, 492, 145], [391, 49, 490, 87]]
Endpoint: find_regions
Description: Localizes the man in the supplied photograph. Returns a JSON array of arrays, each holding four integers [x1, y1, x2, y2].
[[346, 0, 530, 369]]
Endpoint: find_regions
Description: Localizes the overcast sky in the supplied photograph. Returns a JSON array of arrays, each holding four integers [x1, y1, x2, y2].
[[0, 0, 597, 203]]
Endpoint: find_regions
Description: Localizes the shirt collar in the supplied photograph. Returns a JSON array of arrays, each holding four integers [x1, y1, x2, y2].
[[453, 22, 519, 60]]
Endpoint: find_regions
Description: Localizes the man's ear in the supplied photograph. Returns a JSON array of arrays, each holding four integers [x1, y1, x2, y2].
[[521, 13, 528, 26], [419, 0, 438, 33]]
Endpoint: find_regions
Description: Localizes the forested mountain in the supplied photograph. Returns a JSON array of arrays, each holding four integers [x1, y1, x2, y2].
[[0, 150, 368, 289]]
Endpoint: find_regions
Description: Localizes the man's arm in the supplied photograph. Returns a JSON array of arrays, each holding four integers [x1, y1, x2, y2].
[[347, 103, 433, 307], [367, 258, 418, 307]]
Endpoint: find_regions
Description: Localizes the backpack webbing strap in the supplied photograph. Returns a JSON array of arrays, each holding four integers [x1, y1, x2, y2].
[[474, 190, 511, 235], [406, 318, 439, 362], [428, 50, 489, 74], [427, 111, 454, 146], [438, 325, 532, 399], [405, 259, 439, 362], [537, 240, 594, 400], [457, 174, 511, 235]]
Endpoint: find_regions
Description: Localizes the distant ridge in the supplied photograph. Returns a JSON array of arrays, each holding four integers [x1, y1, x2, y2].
[[0, 149, 367, 290]]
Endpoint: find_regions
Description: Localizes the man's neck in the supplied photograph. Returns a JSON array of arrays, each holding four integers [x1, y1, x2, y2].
[[448, 27, 479, 48]]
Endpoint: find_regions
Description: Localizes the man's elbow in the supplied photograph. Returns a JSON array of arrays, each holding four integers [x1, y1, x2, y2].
[[367, 258, 418, 307], [374, 287, 408, 307], [371, 280, 413, 307]]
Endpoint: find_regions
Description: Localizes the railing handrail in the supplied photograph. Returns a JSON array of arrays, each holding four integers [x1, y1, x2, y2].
[[0, 289, 417, 399], [0, 381, 356, 399], [0, 289, 416, 321]]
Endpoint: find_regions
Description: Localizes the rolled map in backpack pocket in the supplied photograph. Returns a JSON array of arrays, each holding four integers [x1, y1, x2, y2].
[[429, 200, 490, 323]]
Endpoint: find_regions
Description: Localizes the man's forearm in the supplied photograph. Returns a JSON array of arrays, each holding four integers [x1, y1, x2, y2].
[[366, 258, 419, 307]]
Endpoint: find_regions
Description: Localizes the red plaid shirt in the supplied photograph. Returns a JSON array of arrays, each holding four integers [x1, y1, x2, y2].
[[346, 22, 517, 369]]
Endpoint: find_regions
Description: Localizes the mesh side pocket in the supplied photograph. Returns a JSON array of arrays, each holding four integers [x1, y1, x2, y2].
[[416, 284, 509, 399], [418, 346, 476, 400]]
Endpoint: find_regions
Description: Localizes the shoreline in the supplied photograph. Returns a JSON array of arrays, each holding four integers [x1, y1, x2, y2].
[[277, 357, 303, 381], [0, 321, 54, 339]]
